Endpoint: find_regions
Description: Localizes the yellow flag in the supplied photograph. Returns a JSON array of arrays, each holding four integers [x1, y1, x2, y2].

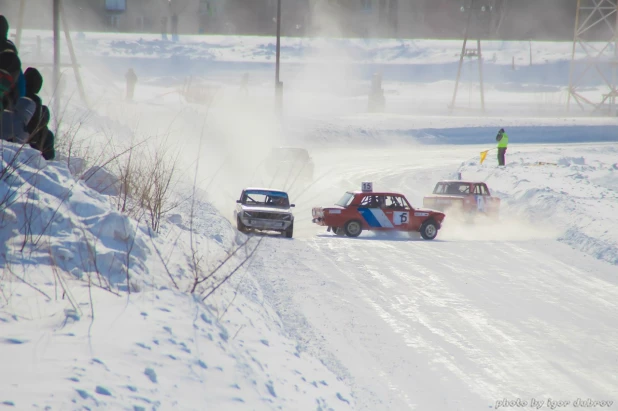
[[480, 150, 488, 164]]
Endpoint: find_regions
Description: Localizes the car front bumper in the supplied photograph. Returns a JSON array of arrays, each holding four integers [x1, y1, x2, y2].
[[312, 217, 327, 226], [242, 217, 292, 231]]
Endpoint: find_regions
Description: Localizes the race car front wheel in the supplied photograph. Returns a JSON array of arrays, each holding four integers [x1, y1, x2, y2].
[[332, 227, 345, 236], [344, 220, 362, 237], [237, 217, 248, 233], [420, 220, 438, 240], [285, 223, 294, 239]]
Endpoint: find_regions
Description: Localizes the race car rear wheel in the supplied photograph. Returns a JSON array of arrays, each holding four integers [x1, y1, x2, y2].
[[420, 220, 438, 240], [344, 220, 362, 237]]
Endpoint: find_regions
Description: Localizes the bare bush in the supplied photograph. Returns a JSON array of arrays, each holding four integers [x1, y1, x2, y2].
[[139, 142, 182, 233], [111, 139, 183, 233]]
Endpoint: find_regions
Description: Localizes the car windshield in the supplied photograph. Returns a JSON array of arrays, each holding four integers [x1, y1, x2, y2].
[[335, 192, 354, 207], [241, 190, 289, 207], [436, 183, 470, 195]]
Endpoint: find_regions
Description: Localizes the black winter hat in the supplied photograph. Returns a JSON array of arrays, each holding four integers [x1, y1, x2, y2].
[[0, 50, 21, 79], [0, 16, 8, 41], [25, 67, 43, 95], [499, 128, 505, 133]]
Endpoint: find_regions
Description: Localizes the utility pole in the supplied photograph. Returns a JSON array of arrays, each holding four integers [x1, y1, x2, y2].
[[60, 1, 88, 107], [15, 0, 26, 49], [275, 0, 283, 118], [53, 0, 61, 130]]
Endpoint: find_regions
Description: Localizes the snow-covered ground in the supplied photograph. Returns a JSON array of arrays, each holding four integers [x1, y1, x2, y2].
[[1, 28, 617, 410], [0, 143, 354, 410]]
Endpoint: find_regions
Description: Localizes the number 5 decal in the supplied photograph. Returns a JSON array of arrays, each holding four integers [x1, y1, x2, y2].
[[394, 211, 409, 225]]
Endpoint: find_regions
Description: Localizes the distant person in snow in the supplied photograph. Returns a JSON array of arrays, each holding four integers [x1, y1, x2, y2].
[[161, 16, 168, 41], [240, 73, 249, 95], [125, 68, 137, 101], [496, 128, 508, 166], [171, 14, 179, 42]]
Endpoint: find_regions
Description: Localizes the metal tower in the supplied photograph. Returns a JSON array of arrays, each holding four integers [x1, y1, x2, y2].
[[567, 0, 618, 115], [449, 0, 499, 112]]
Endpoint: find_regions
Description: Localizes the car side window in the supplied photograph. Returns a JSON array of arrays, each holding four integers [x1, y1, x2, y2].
[[360, 195, 384, 208], [475, 184, 488, 195], [397, 196, 411, 209], [384, 195, 410, 209]]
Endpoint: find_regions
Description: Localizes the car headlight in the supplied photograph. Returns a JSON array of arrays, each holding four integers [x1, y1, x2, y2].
[[243, 211, 252, 218], [283, 214, 292, 221]]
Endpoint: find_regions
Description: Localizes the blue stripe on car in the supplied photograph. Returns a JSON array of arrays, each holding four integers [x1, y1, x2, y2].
[[358, 208, 381, 227]]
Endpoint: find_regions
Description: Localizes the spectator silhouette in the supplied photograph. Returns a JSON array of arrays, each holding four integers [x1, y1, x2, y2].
[[24, 67, 43, 134], [0, 15, 26, 108], [0, 50, 20, 108], [22, 67, 54, 160], [0, 49, 35, 144], [35, 105, 55, 160]]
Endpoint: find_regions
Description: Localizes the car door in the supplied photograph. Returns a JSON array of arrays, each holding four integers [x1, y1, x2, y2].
[[473, 184, 486, 212], [473, 184, 496, 214], [381, 195, 412, 229], [357, 195, 393, 228], [479, 184, 499, 213]]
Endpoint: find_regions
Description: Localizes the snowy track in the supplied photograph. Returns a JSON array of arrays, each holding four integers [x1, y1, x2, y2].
[[251, 145, 618, 410], [255, 226, 618, 410]]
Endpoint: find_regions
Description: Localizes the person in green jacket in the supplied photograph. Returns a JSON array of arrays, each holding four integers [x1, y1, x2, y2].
[[496, 128, 508, 166]]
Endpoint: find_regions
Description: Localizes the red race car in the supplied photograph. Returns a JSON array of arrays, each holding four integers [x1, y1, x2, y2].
[[422, 180, 500, 222], [312, 182, 445, 240]]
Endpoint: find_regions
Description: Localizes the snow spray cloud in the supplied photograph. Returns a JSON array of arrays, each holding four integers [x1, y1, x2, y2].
[[277, 1, 384, 120]]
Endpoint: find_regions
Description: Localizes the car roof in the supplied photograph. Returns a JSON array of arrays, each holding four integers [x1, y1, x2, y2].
[[436, 180, 484, 184], [243, 187, 289, 194], [348, 191, 406, 196]]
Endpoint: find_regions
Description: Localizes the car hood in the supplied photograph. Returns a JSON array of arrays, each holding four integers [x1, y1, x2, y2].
[[240, 205, 293, 214]]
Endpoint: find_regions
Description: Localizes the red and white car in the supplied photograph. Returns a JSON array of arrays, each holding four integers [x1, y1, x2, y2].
[[311, 183, 445, 240], [422, 180, 500, 221]]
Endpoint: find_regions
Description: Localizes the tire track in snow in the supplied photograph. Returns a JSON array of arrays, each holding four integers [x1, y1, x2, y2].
[[302, 235, 618, 408]]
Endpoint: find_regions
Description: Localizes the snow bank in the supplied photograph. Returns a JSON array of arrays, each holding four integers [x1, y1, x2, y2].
[[457, 144, 618, 266], [0, 142, 354, 410], [0, 143, 151, 288]]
